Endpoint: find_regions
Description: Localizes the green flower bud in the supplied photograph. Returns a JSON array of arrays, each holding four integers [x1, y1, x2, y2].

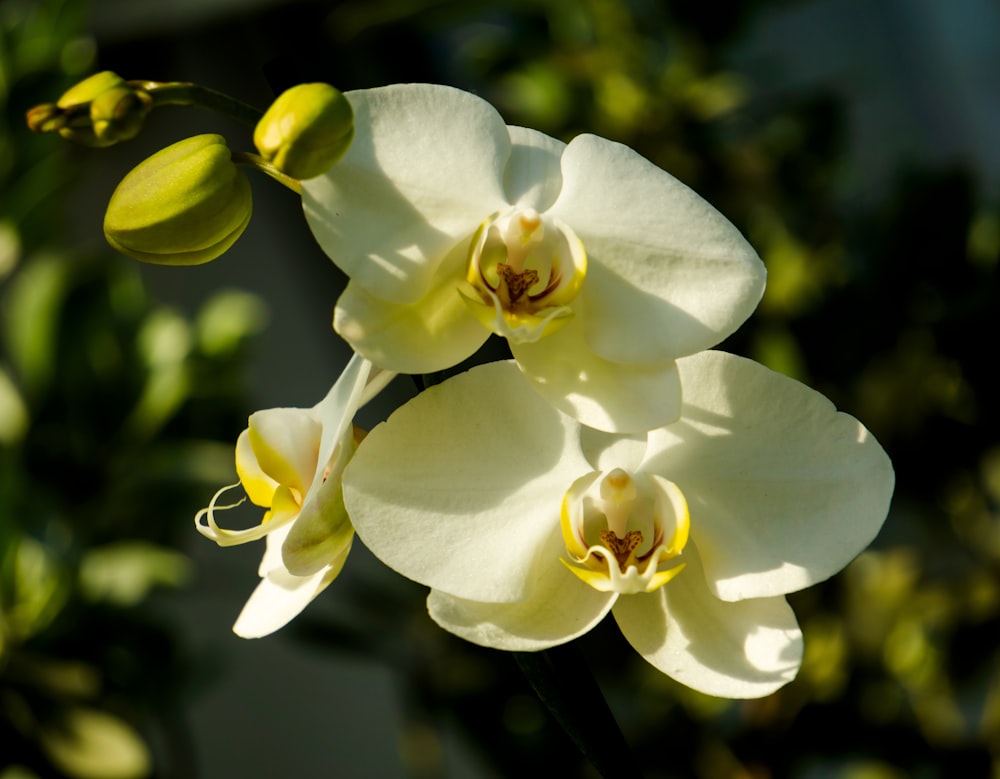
[[253, 83, 354, 180], [104, 134, 252, 266], [56, 71, 131, 147], [50, 71, 152, 147], [25, 103, 66, 134], [57, 71, 128, 109], [90, 87, 152, 144]]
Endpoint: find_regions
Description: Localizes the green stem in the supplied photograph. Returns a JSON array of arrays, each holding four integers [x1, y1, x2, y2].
[[231, 151, 302, 194], [131, 81, 265, 127], [514, 645, 645, 779]]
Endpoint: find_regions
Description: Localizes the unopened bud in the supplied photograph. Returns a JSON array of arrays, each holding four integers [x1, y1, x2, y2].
[[253, 83, 354, 179], [57, 71, 128, 109], [90, 87, 152, 144], [49, 71, 152, 147], [104, 134, 252, 265], [25, 103, 66, 133]]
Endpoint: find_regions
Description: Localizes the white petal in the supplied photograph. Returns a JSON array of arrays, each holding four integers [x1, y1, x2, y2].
[[503, 126, 566, 211], [643, 350, 895, 601], [578, 427, 648, 472], [333, 248, 488, 374], [281, 466, 354, 577], [232, 552, 349, 639], [302, 84, 511, 305], [548, 134, 765, 364], [428, 565, 616, 651], [511, 317, 682, 433], [280, 354, 369, 576], [257, 522, 292, 578], [245, 407, 320, 495], [307, 352, 371, 487], [344, 361, 590, 602], [613, 544, 802, 698]]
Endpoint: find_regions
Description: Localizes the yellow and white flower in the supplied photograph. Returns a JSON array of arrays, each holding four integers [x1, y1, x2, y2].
[[342, 353, 894, 698], [195, 354, 390, 637], [302, 84, 766, 433]]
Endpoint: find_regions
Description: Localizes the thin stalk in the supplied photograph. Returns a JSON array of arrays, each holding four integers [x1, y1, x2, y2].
[[514, 644, 645, 779], [131, 81, 265, 127], [231, 151, 302, 194]]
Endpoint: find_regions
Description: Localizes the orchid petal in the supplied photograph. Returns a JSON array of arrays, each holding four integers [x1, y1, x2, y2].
[[333, 248, 488, 374], [233, 523, 351, 638], [427, 566, 616, 651], [232, 552, 350, 639], [282, 457, 354, 577], [234, 429, 276, 507], [306, 352, 371, 487], [503, 126, 565, 212], [302, 84, 511, 305], [511, 317, 682, 433], [548, 134, 765, 364], [344, 361, 590, 602], [642, 350, 895, 601], [245, 408, 320, 495], [614, 543, 802, 698]]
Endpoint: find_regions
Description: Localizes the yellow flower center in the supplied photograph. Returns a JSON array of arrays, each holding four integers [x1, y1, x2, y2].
[[461, 207, 587, 343], [560, 468, 689, 594]]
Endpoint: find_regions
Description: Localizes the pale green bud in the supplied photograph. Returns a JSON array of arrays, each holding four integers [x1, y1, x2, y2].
[[57, 71, 128, 109], [25, 103, 66, 133], [90, 87, 152, 144], [253, 83, 354, 180], [104, 134, 252, 266], [52, 71, 152, 147]]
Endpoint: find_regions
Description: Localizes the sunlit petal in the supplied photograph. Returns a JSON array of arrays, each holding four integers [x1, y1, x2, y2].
[[549, 134, 766, 364], [344, 361, 590, 602], [642, 350, 895, 600], [302, 84, 510, 304], [614, 543, 802, 698], [511, 317, 682, 433]]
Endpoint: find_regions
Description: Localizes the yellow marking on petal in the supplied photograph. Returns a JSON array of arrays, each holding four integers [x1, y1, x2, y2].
[[560, 492, 590, 560], [560, 558, 615, 592], [235, 429, 277, 507], [459, 285, 574, 344], [650, 474, 690, 554], [646, 562, 686, 592]]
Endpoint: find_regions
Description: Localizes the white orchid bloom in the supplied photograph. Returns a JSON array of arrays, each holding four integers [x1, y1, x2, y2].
[[195, 354, 392, 638], [342, 354, 894, 698], [302, 83, 766, 433]]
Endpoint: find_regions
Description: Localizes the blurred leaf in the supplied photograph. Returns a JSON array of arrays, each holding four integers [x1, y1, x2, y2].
[[3, 253, 71, 396], [195, 289, 268, 356], [6, 536, 69, 643], [0, 366, 28, 445], [79, 541, 191, 606], [0, 220, 20, 280], [38, 706, 151, 779]]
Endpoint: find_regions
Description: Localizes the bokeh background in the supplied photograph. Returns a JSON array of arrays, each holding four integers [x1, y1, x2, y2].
[[2, 0, 999, 777]]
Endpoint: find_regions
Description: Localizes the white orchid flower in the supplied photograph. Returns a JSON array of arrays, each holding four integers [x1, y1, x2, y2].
[[302, 83, 766, 433], [342, 354, 894, 698], [195, 354, 392, 638]]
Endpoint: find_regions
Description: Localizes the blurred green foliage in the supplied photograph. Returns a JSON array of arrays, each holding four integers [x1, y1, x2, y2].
[[1, 1, 266, 776], [5, 0, 1000, 777]]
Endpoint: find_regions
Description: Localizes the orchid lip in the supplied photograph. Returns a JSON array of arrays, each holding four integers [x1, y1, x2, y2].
[[463, 207, 587, 343], [560, 468, 690, 595]]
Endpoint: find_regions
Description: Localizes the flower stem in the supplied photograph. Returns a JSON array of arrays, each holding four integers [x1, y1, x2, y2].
[[231, 151, 302, 194], [130, 80, 265, 126], [513, 645, 645, 779]]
